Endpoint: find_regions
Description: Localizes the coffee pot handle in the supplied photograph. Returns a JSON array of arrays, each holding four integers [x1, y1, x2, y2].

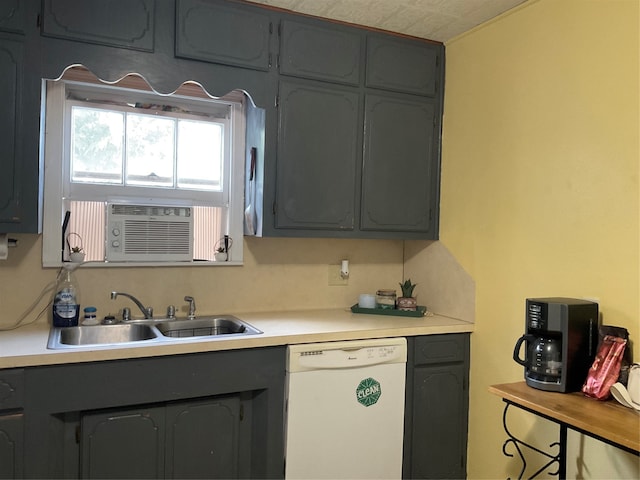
[[513, 334, 535, 366]]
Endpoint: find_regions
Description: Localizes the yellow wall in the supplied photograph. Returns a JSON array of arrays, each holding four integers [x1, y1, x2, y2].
[[441, 0, 639, 478]]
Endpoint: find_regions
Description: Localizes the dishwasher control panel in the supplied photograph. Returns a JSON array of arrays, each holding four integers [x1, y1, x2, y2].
[[287, 338, 407, 372]]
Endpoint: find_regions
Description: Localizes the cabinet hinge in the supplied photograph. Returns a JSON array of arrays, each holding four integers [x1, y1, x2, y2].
[[268, 53, 272, 69], [272, 202, 277, 215], [239, 404, 244, 422], [269, 22, 273, 35], [36, 13, 42, 27]]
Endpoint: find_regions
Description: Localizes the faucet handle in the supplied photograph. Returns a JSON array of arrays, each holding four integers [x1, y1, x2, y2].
[[166, 305, 176, 319], [184, 296, 196, 320]]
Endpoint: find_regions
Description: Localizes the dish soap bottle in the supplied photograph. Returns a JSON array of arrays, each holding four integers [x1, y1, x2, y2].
[[52, 264, 81, 327]]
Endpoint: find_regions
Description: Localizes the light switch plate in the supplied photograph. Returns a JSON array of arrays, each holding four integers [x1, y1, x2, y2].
[[328, 264, 348, 286]]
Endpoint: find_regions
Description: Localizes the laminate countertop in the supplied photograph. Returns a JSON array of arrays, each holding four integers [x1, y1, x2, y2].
[[0, 307, 474, 369]]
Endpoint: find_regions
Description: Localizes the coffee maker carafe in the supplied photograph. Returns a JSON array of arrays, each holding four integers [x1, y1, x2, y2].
[[513, 298, 598, 392]]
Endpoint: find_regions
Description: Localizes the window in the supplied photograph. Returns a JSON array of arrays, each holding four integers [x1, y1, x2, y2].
[[42, 69, 245, 266]]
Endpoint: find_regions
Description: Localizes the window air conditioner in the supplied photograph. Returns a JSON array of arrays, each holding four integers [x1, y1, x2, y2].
[[106, 203, 193, 262]]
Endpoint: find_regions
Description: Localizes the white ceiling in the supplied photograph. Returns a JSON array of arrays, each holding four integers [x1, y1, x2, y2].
[[248, 0, 527, 42]]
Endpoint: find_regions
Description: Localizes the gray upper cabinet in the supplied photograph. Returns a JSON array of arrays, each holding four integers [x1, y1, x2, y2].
[[0, 37, 22, 228], [41, 0, 155, 51], [279, 19, 362, 85], [80, 396, 242, 479], [0, 19, 41, 234], [267, 11, 444, 239], [366, 35, 440, 97], [0, 1, 24, 34], [275, 79, 360, 231], [4, 0, 443, 237], [361, 93, 437, 234], [176, 0, 272, 71]]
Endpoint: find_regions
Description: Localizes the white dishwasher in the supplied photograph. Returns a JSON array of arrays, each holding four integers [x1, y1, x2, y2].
[[284, 337, 407, 480]]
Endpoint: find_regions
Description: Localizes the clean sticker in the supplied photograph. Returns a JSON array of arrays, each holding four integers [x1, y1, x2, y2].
[[356, 377, 381, 407]]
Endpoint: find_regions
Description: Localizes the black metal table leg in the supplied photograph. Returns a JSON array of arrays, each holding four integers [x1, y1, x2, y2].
[[500, 401, 563, 479], [558, 424, 567, 480]]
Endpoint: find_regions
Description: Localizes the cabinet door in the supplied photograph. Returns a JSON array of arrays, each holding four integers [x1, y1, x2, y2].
[[165, 396, 241, 479], [0, 37, 22, 227], [412, 364, 468, 479], [81, 406, 165, 479], [0, 1, 24, 34], [0, 413, 23, 479], [366, 35, 440, 96], [279, 19, 362, 85], [176, 0, 272, 71], [41, 0, 155, 51], [361, 93, 437, 235], [275, 79, 360, 231]]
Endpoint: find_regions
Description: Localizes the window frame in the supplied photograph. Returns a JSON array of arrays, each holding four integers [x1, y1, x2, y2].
[[41, 75, 246, 268]]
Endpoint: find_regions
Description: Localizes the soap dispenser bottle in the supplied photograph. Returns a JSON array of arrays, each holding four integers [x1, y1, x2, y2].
[[52, 264, 81, 327]]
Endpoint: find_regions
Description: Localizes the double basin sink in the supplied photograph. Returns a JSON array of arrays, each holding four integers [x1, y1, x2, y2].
[[47, 316, 262, 349]]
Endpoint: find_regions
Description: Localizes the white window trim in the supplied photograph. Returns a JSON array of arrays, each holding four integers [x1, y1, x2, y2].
[[42, 78, 246, 268]]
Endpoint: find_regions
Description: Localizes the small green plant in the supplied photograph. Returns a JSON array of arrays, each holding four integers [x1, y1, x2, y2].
[[399, 279, 417, 298]]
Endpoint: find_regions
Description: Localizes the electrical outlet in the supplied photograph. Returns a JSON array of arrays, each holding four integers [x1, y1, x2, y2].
[[328, 264, 348, 286]]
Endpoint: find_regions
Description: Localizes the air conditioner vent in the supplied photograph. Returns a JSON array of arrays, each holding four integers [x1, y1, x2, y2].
[[106, 203, 193, 262]]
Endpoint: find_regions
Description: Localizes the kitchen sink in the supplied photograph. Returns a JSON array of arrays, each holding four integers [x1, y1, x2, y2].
[[47, 315, 262, 349], [48, 324, 158, 348], [155, 316, 263, 338]]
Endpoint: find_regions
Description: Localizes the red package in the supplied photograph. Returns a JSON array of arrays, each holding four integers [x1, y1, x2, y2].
[[582, 335, 627, 400]]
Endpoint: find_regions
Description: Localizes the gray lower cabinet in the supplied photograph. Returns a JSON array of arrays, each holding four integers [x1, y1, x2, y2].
[[22, 347, 286, 478], [0, 369, 24, 479], [166, 396, 242, 479], [404, 334, 470, 479], [3, 335, 469, 479], [81, 395, 242, 479], [0, 413, 23, 479], [81, 405, 164, 478]]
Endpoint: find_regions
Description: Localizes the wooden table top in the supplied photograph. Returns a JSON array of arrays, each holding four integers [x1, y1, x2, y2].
[[489, 381, 640, 453]]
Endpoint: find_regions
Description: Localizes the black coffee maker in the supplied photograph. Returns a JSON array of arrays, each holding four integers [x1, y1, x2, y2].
[[513, 297, 599, 392]]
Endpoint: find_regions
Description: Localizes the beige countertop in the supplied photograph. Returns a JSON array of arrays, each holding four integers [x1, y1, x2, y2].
[[0, 307, 474, 369]]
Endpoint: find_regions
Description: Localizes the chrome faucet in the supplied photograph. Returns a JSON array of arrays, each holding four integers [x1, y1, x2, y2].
[[184, 296, 196, 320], [111, 291, 153, 319]]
